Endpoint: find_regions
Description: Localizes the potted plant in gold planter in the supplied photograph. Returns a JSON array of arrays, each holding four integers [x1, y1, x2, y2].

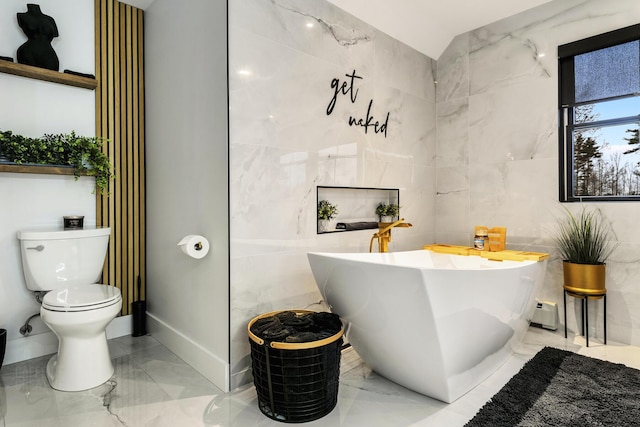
[[554, 206, 618, 297]]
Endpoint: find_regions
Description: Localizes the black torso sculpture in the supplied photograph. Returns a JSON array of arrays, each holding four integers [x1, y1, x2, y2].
[[16, 4, 59, 71]]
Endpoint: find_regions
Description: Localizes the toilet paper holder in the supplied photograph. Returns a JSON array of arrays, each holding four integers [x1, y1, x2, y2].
[[177, 235, 210, 259]]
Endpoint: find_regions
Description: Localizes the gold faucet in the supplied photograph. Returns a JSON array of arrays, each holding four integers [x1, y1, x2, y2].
[[369, 218, 413, 252]]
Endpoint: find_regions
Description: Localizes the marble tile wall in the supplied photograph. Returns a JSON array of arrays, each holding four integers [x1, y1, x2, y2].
[[436, 0, 640, 345], [227, 0, 640, 392], [228, 0, 436, 388]]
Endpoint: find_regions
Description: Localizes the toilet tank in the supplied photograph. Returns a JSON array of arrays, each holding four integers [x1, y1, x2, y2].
[[17, 227, 111, 291]]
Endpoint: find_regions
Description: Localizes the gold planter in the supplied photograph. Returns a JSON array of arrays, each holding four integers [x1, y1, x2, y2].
[[563, 261, 606, 297]]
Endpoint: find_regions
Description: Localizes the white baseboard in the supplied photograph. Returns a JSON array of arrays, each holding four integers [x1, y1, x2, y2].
[[230, 366, 254, 391], [147, 312, 229, 392], [4, 315, 132, 366], [106, 314, 133, 339], [4, 330, 58, 366]]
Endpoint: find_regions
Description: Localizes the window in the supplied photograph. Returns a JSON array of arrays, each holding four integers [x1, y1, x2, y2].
[[559, 24, 640, 201]]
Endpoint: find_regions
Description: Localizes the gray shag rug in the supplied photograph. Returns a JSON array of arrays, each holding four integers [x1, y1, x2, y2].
[[465, 346, 640, 426]]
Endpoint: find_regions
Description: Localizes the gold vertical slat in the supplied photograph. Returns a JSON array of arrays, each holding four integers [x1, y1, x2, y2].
[[118, 1, 127, 311], [107, 0, 118, 300], [97, 0, 113, 288], [114, 0, 123, 309], [137, 9, 146, 301], [126, 5, 135, 310], [99, 0, 108, 232], [95, 0, 146, 317], [94, 0, 102, 162], [131, 8, 140, 304]]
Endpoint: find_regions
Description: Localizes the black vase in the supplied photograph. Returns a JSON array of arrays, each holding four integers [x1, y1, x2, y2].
[[0, 329, 6, 370]]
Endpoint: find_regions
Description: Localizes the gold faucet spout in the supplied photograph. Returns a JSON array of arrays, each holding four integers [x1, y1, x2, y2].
[[370, 218, 413, 252], [378, 218, 409, 234]]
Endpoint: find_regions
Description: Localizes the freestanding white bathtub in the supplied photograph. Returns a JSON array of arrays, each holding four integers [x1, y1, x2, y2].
[[307, 249, 548, 403]]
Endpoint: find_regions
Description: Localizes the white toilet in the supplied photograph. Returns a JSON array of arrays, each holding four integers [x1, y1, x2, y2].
[[17, 227, 122, 392]]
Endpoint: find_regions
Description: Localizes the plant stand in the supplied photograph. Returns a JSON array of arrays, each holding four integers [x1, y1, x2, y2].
[[564, 289, 606, 347]]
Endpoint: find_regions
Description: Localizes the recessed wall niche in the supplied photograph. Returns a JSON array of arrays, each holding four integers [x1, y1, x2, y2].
[[317, 186, 400, 234]]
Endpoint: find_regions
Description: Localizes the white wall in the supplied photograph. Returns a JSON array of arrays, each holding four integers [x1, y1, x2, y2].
[[0, 0, 95, 136], [228, 0, 437, 389], [0, 0, 97, 364], [436, 0, 640, 344], [144, 0, 230, 391]]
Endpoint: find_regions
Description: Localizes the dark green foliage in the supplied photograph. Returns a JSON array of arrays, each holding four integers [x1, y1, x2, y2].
[[574, 132, 602, 196], [375, 202, 400, 218], [318, 200, 338, 220], [623, 128, 640, 157], [0, 129, 114, 195], [554, 206, 618, 264]]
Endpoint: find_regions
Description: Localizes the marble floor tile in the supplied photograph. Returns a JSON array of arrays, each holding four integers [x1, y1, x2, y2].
[[1, 328, 637, 426]]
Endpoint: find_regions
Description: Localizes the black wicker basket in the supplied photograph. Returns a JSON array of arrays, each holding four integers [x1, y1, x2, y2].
[[248, 310, 343, 423]]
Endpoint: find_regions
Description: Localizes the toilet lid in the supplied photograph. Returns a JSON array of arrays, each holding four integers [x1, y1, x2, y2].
[[42, 284, 122, 312]]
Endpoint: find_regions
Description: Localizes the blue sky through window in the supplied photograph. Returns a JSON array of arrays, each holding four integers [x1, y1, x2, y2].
[[576, 97, 640, 166]]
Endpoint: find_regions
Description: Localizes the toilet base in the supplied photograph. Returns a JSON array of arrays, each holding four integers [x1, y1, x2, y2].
[[45, 332, 116, 392], [41, 298, 122, 392], [46, 352, 114, 392]]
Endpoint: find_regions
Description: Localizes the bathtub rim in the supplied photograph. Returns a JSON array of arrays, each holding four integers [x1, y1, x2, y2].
[[308, 249, 543, 271]]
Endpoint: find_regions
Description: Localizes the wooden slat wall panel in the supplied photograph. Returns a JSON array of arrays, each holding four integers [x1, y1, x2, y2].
[[95, 0, 145, 316]]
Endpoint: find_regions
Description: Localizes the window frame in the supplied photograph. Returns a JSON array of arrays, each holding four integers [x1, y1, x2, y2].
[[558, 23, 640, 202]]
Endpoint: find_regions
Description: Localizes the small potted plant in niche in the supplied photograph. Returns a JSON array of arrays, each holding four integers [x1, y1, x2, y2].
[[376, 202, 400, 222], [317, 200, 338, 232], [0, 129, 114, 195]]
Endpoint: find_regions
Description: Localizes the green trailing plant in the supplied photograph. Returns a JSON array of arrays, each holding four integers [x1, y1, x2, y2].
[[317, 200, 339, 220], [0, 129, 114, 195], [554, 205, 618, 265], [375, 202, 400, 219]]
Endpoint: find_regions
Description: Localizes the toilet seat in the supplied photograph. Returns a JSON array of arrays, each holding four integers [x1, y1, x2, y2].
[[42, 284, 122, 312]]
